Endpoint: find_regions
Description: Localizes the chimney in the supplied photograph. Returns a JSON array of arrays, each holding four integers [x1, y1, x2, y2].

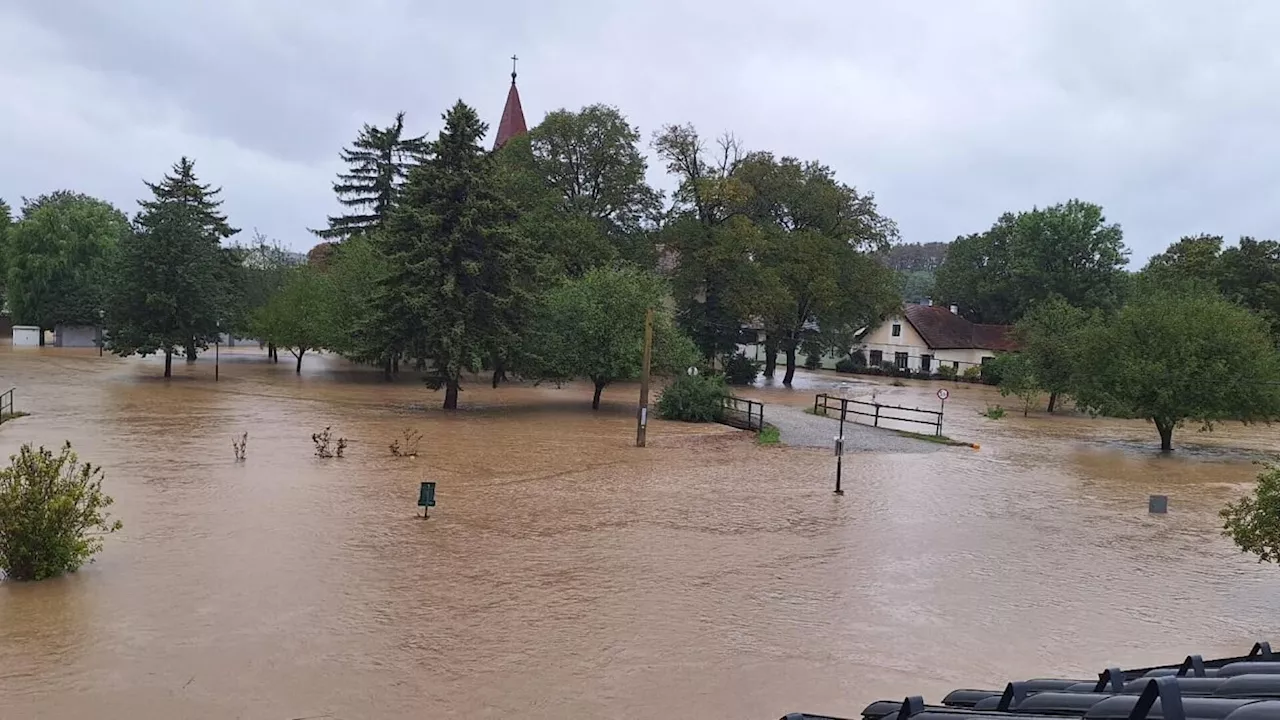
[[923, 298, 933, 307], [949, 304, 958, 315]]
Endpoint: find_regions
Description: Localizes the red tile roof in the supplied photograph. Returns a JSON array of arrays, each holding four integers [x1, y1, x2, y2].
[[901, 304, 1017, 351], [493, 76, 527, 150]]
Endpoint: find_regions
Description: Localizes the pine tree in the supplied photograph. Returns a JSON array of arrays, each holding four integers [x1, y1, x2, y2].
[[139, 157, 238, 240], [376, 101, 535, 409], [106, 204, 223, 378], [315, 112, 427, 240], [138, 157, 239, 360]]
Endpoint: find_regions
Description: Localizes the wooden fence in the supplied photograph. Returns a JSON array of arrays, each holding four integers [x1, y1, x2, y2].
[[720, 395, 764, 432], [813, 393, 943, 436]]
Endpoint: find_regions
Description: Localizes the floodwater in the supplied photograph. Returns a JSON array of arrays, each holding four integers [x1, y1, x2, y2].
[[0, 346, 1278, 719]]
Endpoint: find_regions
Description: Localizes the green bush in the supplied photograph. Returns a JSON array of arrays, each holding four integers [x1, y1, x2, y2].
[[962, 365, 982, 382], [0, 442, 122, 581], [722, 352, 760, 386], [804, 353, 821, 370], [1222, 464, 1280, 563], [834, 357, 858, 374], [936, 364, 958, 380], [658, 374, 728, 422]]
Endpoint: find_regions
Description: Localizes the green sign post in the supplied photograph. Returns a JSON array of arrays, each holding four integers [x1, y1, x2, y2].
[[418, 481, 436, 519]]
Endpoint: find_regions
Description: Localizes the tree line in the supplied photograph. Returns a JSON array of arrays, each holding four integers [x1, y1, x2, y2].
[[0, 99, 901, 407], [913, 199, 1280, 452]]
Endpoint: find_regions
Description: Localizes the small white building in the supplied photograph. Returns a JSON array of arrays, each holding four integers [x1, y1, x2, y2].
[[858, 302, 1016, 374], [54, 324, 101, 348], [11, 326, 41, 347]]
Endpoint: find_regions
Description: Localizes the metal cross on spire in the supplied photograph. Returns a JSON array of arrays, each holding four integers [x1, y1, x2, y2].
[[510, 54, 518, 83]]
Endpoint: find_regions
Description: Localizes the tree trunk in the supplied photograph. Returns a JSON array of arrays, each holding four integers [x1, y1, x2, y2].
[[1155, 418, 1175, 453], [268, 343, 278, 363], [492, 357, 506, 388], [782, 343, 798, 386], [764, 336, 778, 379], [1047, 392, 1059, 413], [383, 357, 393, 381], [164, 349, 173, 378], [295, 350, 304, 374], [592, 379, 607, 410], [185, 339, 197, 362], [394, 356, 401, 373], [443, 377, 460, 410]]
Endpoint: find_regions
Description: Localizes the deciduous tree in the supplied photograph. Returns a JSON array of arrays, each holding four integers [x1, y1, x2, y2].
[[5, 192, 129, 332], [525, 267, 698, 409], [251, 266, 332, 373], [1073, 277, 1280, 452], [935, 200, 1129, 324], [734, 153, 900, 384], [1013, 295, 1092, 412]]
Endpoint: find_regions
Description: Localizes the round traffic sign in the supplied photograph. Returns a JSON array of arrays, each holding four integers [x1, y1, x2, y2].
[[937, 388, 950, 401]]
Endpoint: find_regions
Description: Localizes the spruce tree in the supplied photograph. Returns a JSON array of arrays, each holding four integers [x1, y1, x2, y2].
[[106, 204, 223, 378], [376, 101, 534, 409], [315, 111, 427, 240], [138, 157, 239, 360]]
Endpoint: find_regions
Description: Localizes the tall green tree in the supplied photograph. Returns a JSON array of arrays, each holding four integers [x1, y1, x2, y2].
[[5, 192, 129, 332], [1073, 277, 1280, 452], [0, 199, 11, 305], [314, 112, 428, 240], [734, 153, 900, 384], [377, 101, 535, 409], [652, 124, 761, 362], [324, 233, 394, 368], [525, 267, 698, 409], [935, 200, 1129, 324], [251, 266, 333, 373], [228, 231, 302, 361], [139, 157, 240, 360], [1013, 295, 1092, 412], [1219, 238, 1280, 342], [106, 203, 225, 377], [1143, 234, 1225, 285]]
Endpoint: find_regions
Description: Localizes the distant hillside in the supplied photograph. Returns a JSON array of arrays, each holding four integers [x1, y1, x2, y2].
[[880, 241, 949, 303]]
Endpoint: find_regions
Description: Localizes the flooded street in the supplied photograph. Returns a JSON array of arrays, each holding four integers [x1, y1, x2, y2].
[[1, 346, 1278, 719]]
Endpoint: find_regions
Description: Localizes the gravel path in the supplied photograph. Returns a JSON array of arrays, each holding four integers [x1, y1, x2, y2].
[[765, 403, 944, 453]]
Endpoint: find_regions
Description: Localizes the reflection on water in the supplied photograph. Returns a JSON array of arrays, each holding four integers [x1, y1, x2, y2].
[[0, 347, 1277, 719]]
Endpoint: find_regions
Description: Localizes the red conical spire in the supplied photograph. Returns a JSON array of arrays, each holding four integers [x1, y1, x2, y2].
[[493, 54, 528, 150]]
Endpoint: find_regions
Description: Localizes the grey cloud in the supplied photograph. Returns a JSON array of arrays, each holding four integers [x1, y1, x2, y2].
[[3, 0, 1279, 263]]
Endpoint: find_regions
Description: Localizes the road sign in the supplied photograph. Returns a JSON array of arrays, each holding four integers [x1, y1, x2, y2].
[[936, 388, 950, 401], [418, 482, 436, 507]]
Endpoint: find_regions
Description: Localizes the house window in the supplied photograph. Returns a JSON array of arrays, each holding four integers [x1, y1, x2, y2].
[[869, 350, 883, 366], [920, 354, 932, 372], [980, 356, 994, 366], [891, 323, 902, 337], [895, 352, 908, 370]]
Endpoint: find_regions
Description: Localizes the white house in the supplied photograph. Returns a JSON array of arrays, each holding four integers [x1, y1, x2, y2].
[[858, 302, 1017, 374]]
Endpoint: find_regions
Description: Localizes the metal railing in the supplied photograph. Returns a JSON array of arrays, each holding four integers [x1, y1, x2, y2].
[[814, 392, 943, 436], [0, 387, 14, 423], [719, 395, 764, 432]]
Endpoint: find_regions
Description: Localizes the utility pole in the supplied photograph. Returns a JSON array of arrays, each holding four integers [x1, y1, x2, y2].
[[636, 308, 654, 447]]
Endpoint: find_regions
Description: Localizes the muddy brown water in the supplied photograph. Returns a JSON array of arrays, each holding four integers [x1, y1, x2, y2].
[[0, 346, 1278, 719]]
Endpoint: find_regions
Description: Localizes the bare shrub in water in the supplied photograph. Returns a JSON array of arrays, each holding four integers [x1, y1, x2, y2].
[[232, 432, 248, 461], [313, 427, 348, 459], [389, 428, 423, 458], [0, 442, 122, 581]]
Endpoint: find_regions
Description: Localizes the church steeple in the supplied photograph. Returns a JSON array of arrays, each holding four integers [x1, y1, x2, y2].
[[493, 54, 528, 150]]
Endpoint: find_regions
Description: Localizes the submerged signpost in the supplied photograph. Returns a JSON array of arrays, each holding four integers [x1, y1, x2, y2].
[[418, 481, 436, 519]]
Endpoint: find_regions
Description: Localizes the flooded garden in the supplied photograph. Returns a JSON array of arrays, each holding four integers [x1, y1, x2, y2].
[[1, 346, 1277, 719]]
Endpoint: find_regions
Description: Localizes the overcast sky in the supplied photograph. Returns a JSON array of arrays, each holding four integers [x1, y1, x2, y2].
[[3, 1, 1277, 265]]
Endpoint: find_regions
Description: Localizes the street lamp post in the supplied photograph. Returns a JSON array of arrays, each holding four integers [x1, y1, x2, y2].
[[98, 309, 104, 357], [215, 321, 221, 382]]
